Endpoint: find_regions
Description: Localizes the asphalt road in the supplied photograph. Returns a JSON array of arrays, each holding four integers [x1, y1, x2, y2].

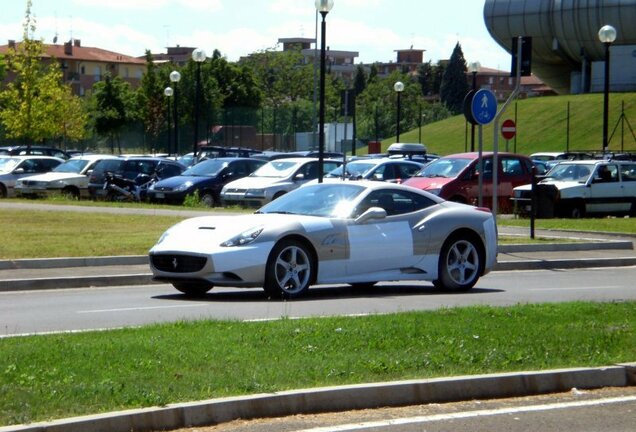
[[2, 266, 635, 337]]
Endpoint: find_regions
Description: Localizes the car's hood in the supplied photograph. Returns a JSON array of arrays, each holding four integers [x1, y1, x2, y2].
[[403, 176, 453, 190], [225, 176, 286, 189], [18, 172, 84, 182], [150, 213, 327, 254], [514, 179, 583, 191], [154, 175, 213, 188]]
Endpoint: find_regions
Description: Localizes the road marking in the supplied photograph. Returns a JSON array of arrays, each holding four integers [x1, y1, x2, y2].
[[297, 396, 636, 431], [77, 304, 207, 314], [530, 285, 622, 291]]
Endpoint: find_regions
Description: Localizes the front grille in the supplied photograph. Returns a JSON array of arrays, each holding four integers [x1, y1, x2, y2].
[[151, 254, 207, 273], [154, 186, 173, 192], [516, 190, 532, 200]]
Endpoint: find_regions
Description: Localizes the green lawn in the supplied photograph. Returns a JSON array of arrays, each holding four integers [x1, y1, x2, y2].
[[379, 92, 636, 156], [1, 302, 634, 426]]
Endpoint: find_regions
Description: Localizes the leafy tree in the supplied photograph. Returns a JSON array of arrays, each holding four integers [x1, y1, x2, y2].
[[0, 0, 85, 147], [353, 64, 367, 96], [440, 42, 469, 114], [137, 50, 166, 149], [89, 73, 137, 153], [417, 61, 435, 96]]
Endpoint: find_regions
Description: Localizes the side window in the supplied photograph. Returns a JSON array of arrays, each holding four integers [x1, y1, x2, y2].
[[621, 164, 636, 182], [159, 163, 182, 178], [303, 162, 319, 179], [20, 159, 38, 173], [594, 165, 618, 183], [399, 163, 421, 178], [353, 189, 436, 217], [501, 157, 523, 177], [41, 159, 61, 171]]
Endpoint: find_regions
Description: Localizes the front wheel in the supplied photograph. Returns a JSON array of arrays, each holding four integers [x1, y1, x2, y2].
[[173, 282, 213, 297], [434, 235, 482, 292], [264, 239, 314, 299]]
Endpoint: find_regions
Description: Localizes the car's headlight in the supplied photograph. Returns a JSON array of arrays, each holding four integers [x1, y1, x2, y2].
[[245, 189, 265, 198], [175, 181, 193, 192], [220, 226, 264, 247]]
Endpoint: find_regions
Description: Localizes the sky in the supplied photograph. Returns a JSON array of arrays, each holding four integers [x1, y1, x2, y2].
[[0, 0, 512, 70]]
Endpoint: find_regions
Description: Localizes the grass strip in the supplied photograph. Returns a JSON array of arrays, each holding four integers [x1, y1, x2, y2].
[[2, 208, 632, 259], [1, 301, 635, 426]]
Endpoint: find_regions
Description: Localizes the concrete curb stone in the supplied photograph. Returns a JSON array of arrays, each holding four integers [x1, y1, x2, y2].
[[1, 364, 634, 432]]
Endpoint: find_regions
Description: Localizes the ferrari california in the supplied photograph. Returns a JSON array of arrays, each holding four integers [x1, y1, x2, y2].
[[149, 181, 498, 298]]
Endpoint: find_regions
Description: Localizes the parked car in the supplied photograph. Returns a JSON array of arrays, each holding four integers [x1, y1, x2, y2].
[[324, 158, 424, 182], [403, 152, 535, 213], [14, 154, 119, 199], [512, 160, 636, 218], [220, 157, 342, 207], [147, 157, 265, 206], [0, 145, 71, 159], [149, 181, 498, 298], [530, 151, 595, 169], [87, 156, 185, 199], [0, 156, 65, 198]]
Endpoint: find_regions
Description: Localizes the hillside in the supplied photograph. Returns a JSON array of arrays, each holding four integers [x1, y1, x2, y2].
[[380, 92, 636, 157]]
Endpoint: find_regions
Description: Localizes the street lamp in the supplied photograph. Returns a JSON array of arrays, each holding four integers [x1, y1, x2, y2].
[[164, 87, 173, 155], [598, 25, 616, 153], [315, 0, 334, 183], [192, 48, 207, 160], [393, 81, 404, 143], [468, 61, 481, 152], [169, 70, 181, 155]]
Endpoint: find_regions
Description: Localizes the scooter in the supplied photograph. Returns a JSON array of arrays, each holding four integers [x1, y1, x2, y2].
[[103, 171, 156, 202]]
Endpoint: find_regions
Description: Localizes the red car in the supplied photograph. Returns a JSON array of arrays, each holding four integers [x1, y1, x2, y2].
[[403, 152, 535, 213]]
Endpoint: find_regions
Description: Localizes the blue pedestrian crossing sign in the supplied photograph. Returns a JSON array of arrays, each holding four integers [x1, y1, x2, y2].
[[470, 89, 497, 125]]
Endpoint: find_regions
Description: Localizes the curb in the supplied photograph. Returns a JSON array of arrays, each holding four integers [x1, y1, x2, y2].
[[494, 256, 636, 271], [2, 364, 634, 432]]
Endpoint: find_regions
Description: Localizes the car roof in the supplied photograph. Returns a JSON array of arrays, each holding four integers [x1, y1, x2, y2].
[[439, 152, 528, 160], [68, 154, 119, 161], [0, 155, 65, 161]]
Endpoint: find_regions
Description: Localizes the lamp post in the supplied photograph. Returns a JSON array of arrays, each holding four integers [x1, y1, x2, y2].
[[315, 0, 334, 183], [598, 25, 616, 153], [164, 87, 173, 155], [393, 81, 404, 143], [468, 61, 481, 152], [192, 48, 207, 161], [169, 70, 181, 155]]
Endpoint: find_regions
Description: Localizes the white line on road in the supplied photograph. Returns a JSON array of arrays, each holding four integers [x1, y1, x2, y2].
[[297, 396, 636, 432], [77, 304, 207, 314], [529, 286, 622, 292]]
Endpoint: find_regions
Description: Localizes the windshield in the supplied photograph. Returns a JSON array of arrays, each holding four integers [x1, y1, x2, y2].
[[183, 159, 227, 177], [415, 157, 471, 178], [53, 159, 89, 174], [544, 163, 594, 182], [251, 160, 298, 178], [258, 183, 365, 218], [0, 157, 19, 173], [326, 161, 376, 178]]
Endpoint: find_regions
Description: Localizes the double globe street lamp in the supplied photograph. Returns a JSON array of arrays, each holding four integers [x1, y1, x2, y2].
[[169, 70, 182, 156], [598, 24, 617, 153], [393, 81, 404, 143], [192, 48, 207, 160], [315, 0, 334, 183]]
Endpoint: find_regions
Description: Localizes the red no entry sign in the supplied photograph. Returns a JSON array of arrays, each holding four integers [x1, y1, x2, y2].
[[501, 119, 516, 140]]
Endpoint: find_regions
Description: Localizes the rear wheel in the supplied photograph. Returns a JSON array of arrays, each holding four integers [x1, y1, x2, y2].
[[264, 239, 314, 299], [172, 282, 213, 297], [62, 186, 80, 200], [200, 191, 219, 207], [434, 234, 482, 292]]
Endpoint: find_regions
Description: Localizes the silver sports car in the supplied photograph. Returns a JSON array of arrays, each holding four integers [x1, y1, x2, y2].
[[149, 181, 498, 298]]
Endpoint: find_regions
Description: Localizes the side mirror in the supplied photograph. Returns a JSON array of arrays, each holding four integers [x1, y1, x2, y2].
[[293, 173, 306, 181], [14, 168, 25, 174], [354, 206, 387, 224]]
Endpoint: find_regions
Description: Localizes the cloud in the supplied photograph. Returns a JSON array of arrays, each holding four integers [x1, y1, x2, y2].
[[70, 0, 222, 12]]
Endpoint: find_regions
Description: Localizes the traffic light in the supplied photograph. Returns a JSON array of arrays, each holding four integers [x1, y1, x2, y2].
[[511, 36, 532, 77]]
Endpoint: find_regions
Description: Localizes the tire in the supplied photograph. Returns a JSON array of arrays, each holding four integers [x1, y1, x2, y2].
[[200, 192, 217, 207], [434, 234, 482, 292], [62, 187, 80, 200], [564, 202, 585, 219], [264, 239, 314, 299], [0, 184, 7, 198], [172, 282, 213, 297]]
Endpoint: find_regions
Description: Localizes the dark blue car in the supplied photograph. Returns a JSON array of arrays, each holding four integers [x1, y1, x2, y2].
[[147, 157, 265, 206]]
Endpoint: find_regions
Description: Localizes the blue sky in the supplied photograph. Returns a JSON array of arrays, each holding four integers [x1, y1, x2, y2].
[[0, 0, 511, 69]]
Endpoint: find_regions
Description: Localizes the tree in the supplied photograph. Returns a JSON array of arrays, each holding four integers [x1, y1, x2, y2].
[[0, 0, 85, 147], [439, 42, 469, 114], [417, 61, 435, 96], [137, 50, 166, 150], [90, 74, 137, 153], [353, 65, 367, 96]]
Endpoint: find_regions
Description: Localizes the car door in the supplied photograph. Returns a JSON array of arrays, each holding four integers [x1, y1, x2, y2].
[[589, 163, 627, 213], [345, 189, 433, 276], [620, 163, 636, 213]]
